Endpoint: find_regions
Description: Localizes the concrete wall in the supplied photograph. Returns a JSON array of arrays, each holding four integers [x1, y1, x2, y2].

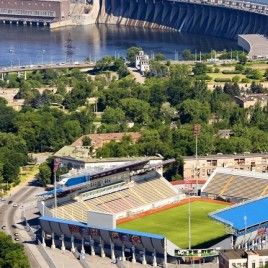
[[97, 0, 268, 39]]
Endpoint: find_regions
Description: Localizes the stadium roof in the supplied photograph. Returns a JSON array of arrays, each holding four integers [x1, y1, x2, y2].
[[39, 215, 164, 239], [210, 195, 268, 231]]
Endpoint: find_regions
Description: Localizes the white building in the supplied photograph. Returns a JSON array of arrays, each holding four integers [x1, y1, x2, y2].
[[135, 50, 150, 75], [219, 249, 268, 268]]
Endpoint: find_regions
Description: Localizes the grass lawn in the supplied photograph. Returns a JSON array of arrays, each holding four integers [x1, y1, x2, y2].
[[118, 200, 228, 249]]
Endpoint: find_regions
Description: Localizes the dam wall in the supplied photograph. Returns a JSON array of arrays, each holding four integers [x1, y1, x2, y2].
[[96, 0, 268, 39]]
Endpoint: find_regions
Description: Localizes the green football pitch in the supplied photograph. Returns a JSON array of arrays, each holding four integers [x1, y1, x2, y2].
[[118, 200, 229, 248]]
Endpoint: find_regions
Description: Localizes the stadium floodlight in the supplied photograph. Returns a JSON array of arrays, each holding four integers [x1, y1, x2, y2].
[[193, 124, 201, 195], [188, 195, 191, 250], [187, 124, 201, 250]]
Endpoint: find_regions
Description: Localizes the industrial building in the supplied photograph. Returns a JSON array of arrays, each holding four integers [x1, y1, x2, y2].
[[0, 0, 70, 26]]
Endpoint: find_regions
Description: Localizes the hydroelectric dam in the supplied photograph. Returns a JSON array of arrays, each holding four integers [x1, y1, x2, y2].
[[96, 0, 268, 39], [0, 0, 268, 39]]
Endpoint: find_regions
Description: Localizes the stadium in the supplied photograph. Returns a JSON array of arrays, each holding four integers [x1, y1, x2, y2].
[[37, 160, 268, 266]]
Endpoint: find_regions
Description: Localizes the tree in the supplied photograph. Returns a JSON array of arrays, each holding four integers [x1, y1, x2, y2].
[[239, 54, 248, 65], [247, 69, 263, 80], [154, 53, 165, 61], [223, 82, 240, 97], [95, 56, 114, 71], [82, 136, 92, 147], [149, 83, 167, 107], [182, 49, 194, 61], [264, 69, 268, 81], [120, 98, 151, 124], [0, 232, 30, 268], [127, 47, 142, 66], [192, 63, 208, 75], [39, 162, 52, 186], [101, 107, 126, 124], [148, 61, 169, 77], [167, 64, 193, 106], [179, 99, 210, 124], [0, 98, 17, 132], [63, 120, 82, 143], [250, 82, 267, 94], [160, 102, 177, 121]]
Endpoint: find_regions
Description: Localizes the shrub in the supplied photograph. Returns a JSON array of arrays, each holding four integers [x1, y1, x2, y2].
[[241, 78, 250, 83], [232, 76, 241, 83], [222, 70, 241, 74], [214, 78, 232, 82]]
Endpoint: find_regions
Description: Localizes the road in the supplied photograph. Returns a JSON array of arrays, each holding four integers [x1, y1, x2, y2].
[[0, 180, 50, 268], [0, 62, 96, 74], [127, 67, 146, 84]]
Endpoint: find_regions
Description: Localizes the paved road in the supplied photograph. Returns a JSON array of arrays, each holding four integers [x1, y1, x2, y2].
[[0, 62, 96, 74], [0, 180, 49, 267]]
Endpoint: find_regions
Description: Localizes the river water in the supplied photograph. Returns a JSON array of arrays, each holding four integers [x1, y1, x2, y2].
[[0, 24, 239, 67]]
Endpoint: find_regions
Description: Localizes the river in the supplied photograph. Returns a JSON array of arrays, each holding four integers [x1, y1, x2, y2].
[[0, 24, 239, 67]]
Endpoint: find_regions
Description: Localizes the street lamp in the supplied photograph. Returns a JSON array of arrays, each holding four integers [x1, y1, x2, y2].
[[41, 49, 46, 65], [9, 49, 15, 68]]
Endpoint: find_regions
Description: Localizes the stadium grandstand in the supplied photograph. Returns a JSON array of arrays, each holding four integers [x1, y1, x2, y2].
[[47, 171, 179, 222], [210, 195, 268, 250], [201, 168, 268, 202], [37, 158, 185, 266]]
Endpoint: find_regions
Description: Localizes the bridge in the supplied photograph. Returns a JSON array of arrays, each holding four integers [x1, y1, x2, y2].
[[0, 62, 96, 80], [169, 0, 268, 16]]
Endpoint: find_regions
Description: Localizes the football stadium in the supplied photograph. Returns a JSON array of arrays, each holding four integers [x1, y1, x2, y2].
[[37, 161, 268, 266]]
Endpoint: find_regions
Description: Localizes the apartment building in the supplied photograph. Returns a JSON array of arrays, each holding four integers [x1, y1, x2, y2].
[[183, 153, 268, 180]]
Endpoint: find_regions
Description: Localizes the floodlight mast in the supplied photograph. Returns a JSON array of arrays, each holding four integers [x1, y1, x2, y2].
[[188, 195, 191, 250], [188, 124, 201, 250]]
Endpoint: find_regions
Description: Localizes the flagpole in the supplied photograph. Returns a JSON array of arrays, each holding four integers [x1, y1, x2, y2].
[[53, 158, 60, 213], [54, 168, 57, 211]]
